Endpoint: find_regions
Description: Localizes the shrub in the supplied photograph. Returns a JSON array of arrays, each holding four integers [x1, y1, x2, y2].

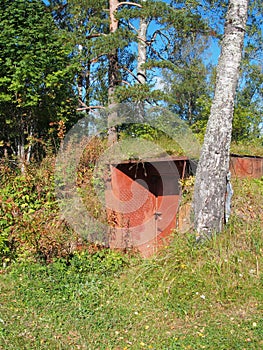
[[0, 157, 79, 264]]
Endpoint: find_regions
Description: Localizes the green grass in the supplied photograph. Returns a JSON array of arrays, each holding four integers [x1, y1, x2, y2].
[[230, 140, 263, 157], [0, 178, 262, 350]]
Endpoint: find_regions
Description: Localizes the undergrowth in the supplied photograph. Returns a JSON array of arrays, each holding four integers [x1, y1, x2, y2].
[[0, 157, 80, 264], [230, 139, 263, 157], [0, 172, 262, 349]]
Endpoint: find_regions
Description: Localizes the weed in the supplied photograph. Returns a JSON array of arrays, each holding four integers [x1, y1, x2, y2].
[[0, 169, 262, 349]]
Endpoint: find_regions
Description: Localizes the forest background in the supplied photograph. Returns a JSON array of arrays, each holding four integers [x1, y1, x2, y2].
[[0, 0, 262, 256], [0, 1, 262, 348], [0, 0, 262, 164]]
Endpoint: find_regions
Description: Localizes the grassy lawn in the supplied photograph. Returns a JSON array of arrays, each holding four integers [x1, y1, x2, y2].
[[0, 178, 262, 350]]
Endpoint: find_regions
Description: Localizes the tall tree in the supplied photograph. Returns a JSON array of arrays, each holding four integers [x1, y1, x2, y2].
[[49, 0, 109, 110], [113, 0, 209, 107], [161, 37, 211, 125], [193, 0, 249, 238], [107, 0, 142, 144], [0, 0, 77, 165]]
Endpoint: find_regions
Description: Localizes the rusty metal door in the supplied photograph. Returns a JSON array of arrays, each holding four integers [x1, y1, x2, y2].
[[107, 158, 185, 257], [153, 165, 181, 247], [107, 165, 157, 251]]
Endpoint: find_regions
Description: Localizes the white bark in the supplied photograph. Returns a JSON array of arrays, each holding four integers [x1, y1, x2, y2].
[[193, 0, 249, 238], [17, 139, 26, 174], [136, 16, 148, 121], [137, 18, 148, 85]]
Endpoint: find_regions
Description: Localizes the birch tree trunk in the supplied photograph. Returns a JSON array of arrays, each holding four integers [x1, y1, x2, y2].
[[137, 18, 148, 85], [193, 0, 249, 239], [137, 16, 148, 121]]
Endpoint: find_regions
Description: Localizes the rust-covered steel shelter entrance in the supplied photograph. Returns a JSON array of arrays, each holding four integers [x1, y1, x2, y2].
[[230, 154, 263, 178], [106, 156, 188, 257]]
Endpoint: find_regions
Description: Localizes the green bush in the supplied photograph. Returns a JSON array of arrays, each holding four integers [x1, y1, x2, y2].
[[0, 158, 78, 264]]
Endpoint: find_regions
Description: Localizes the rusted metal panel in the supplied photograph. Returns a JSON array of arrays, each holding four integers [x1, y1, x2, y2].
[[107, 166, 156, 251], [106, 157, 187, 257], [230, 154, 263, 178]]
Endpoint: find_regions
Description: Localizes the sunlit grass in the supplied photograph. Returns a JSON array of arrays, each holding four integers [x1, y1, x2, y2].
[[0, 178, 262, 349], [231, 140, 263, 157]]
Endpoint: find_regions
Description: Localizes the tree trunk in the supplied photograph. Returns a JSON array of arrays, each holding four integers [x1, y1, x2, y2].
[[136, 16, 148, 121], [108, 0, 120, 145], [137, 17, 148, 85], [85, 58, 91, 113], [17, 135, 26, 174], [77, 73, 83, 106], [193, 0, 249, 239]]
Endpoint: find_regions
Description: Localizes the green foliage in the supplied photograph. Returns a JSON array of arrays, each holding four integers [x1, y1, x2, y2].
[[49, 0, 211, 111], [190, 71, 263, 144], [119, 123, 158, 141], [0, 179, 262, 349], [232, 105, 262, 142], [161, 46, 213, 128], [115, 83, 166, 104], [0, 0, 262, 161], [0, 0, 78, 161], [230, 139, 263, 157], [0, 158, 78, 264], [69, 249, 130, 275], [118, 123, 185, 156], [233, 63, 263, 142]]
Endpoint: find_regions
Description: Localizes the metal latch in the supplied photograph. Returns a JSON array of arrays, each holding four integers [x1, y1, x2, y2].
[[154, 212, 162, 220]]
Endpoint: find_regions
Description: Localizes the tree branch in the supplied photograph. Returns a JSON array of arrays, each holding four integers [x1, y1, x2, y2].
[[77, 99, 105, 111], [76, 106, 106, 111], [122, 66, 143, 84], [86, 33, 107, 39], [117, 2, 142, 9], [121, 80, 131, 86]]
